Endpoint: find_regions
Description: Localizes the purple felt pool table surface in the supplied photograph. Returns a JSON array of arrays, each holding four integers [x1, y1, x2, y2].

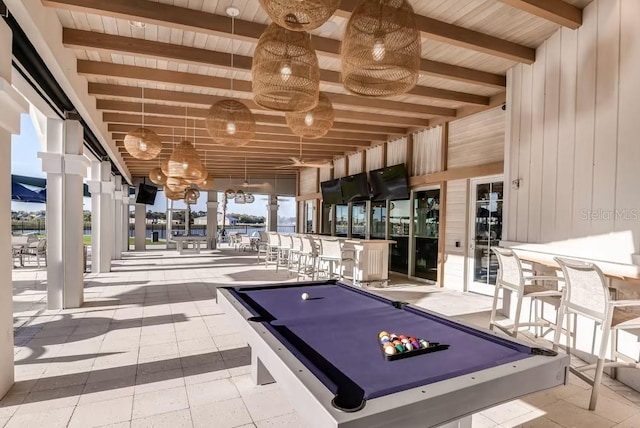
[[226, 281, 547, 410]]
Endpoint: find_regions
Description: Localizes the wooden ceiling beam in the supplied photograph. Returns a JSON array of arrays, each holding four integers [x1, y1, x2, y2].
[[48, 0, 512, 85], [109, 126, 369, 150], [114, 141, 343, 157], [336, 0, 535, 63], [97, 100, 408, 135], [72, 59, 454, 117], [496, 0, 582, 29], [88, 83, 433, 126], [112, 134, 362, 153], [104, 113, 387, 141]]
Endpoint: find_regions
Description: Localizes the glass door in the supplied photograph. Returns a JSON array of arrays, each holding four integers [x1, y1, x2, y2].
[[335, 205, 348, 237], [350, 203, 366, 239], [388, 199, 410, 274], [467, 179, 504, 295], [413, 189, 440, 281], [370, 201, 387, 239]]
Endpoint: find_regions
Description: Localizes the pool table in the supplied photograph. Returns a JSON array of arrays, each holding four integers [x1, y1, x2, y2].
[[218, 280, 569, 428]]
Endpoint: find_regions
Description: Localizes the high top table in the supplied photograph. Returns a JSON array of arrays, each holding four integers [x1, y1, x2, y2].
[[172, 235, 208, 254]]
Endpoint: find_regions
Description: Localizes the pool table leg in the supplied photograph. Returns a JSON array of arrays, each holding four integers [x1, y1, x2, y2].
[[251, 351, 275, 385]]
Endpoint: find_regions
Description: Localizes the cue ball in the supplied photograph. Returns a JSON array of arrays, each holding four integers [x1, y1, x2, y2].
[[301, 293, 309, 300]]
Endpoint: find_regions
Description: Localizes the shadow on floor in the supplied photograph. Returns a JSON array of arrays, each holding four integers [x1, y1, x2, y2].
[[4, 347, 250, 404], [15, 314, 189, 362]]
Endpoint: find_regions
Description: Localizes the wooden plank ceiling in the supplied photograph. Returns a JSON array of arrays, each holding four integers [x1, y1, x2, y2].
[[41, 0, 589, 179]]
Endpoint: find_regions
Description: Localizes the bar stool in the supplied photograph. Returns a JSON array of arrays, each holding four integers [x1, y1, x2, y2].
[[265, 232, 280, 268], [276, 234, 292, 273], [287, 234, 303, 276], [316, 238, 353, 281], [553, 257, 640, 410], [298, 235, 318, 281], [490, 247, 564, 338]]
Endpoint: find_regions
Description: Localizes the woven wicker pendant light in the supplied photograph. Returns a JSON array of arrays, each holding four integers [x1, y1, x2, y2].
[[184, 187, 200, 205], [286, 92, 334, 138], [165, 140, 205, 181], [252, 23, 320, 112], [258, 0, 340, 31], [148, 167, 167, 185], [164, 186, 185, 201], [124, 87, 162, 159], [206, 100, 255, 147], [206, 9, 256, 147], [197, 173, 215, 191], [166, 177, 189, 192], [342, 0, 420, 97]]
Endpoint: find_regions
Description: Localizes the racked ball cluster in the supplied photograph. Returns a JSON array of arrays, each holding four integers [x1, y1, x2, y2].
[[379, 331, 430, 356]]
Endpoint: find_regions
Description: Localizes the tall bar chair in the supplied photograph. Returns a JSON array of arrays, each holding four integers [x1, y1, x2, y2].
[[298, 235, 319, 281], [265, 232, 280, 268], [553, 257, 640, 410], [287, 234, 303, 276], [490, 247, 564, 338], [316, 238, 353, 281], [276, 234, 293, 273], [256, 231, 269, 264]]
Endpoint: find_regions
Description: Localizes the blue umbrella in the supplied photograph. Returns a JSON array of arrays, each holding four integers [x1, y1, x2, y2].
[[12, 182, 46, 203]]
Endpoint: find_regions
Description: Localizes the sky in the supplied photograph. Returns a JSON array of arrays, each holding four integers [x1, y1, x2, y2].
[[11, 114, 296, 218]]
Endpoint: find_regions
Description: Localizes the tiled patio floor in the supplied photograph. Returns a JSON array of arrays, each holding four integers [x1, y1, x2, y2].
[[5, 248, 640, 428]]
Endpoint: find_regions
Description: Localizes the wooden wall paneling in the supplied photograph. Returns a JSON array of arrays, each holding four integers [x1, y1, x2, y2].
[[504, 67, 519, 242], [515, 64, 533, 243], [571, 3, 598, 239], [447, 107, 506, 169], [443, 179, 468, 292], [539, 32, 560, 243], [299, 168, 318, 195], [527, 45, 546, 244], [554, 27, 578, 242], [591, 0, 620, 238], [616, 0, 640, 255], [382, 143, 388, 168]]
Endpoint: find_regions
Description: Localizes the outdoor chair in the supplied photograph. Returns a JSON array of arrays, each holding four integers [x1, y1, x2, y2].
[[490, 247, 563, 339], [238, 235, 252, 251], [297, 235, 318, 281], [553, 257, 640, 410], [287, 234, 303, 276], [22, 238, 47, 267]]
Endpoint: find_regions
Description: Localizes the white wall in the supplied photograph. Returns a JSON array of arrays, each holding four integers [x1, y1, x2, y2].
[[449, 107, 505, 169], [505, 0, 640, 265], [443, 179, 469, 291], [299, 168, 317, 195]]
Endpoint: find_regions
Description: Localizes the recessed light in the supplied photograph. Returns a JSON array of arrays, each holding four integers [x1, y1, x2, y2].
[[226, 6, 240, 18], [129, 20, 146, 29]]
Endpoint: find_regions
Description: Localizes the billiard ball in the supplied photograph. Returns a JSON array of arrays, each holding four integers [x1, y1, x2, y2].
[[380, 337, 390, 344], [378, 331, 389, 338], [389, 334, 399, 341], [399, 335, 408, 340], [419, 339, 430, 349], [404, 342, 414, 351], [384, 344, 396, 355], [394, 344, 404, 353], [301, 293, 309, 300], [411, 339, 420, 349]]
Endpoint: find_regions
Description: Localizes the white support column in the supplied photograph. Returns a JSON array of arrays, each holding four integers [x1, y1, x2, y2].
[[134, 183, 146, 251], [122, 184, 130, 252], [267, 194, 279, 232], [207, 192, 218, 249], [113, 176, 123, 260], [0, 19, 29, 399], [88, 161, 113, 273]]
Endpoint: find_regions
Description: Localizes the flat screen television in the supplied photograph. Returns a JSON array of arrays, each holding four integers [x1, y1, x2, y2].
[[136, 183, 158, 205], [369, 163, 410, 201], [340, 172, 370, 203], [320, 178, 344, 205]]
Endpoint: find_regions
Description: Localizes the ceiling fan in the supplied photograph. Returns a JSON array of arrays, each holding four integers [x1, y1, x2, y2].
[[276, 137, 334, 169], [240, 157, 270, 189]]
